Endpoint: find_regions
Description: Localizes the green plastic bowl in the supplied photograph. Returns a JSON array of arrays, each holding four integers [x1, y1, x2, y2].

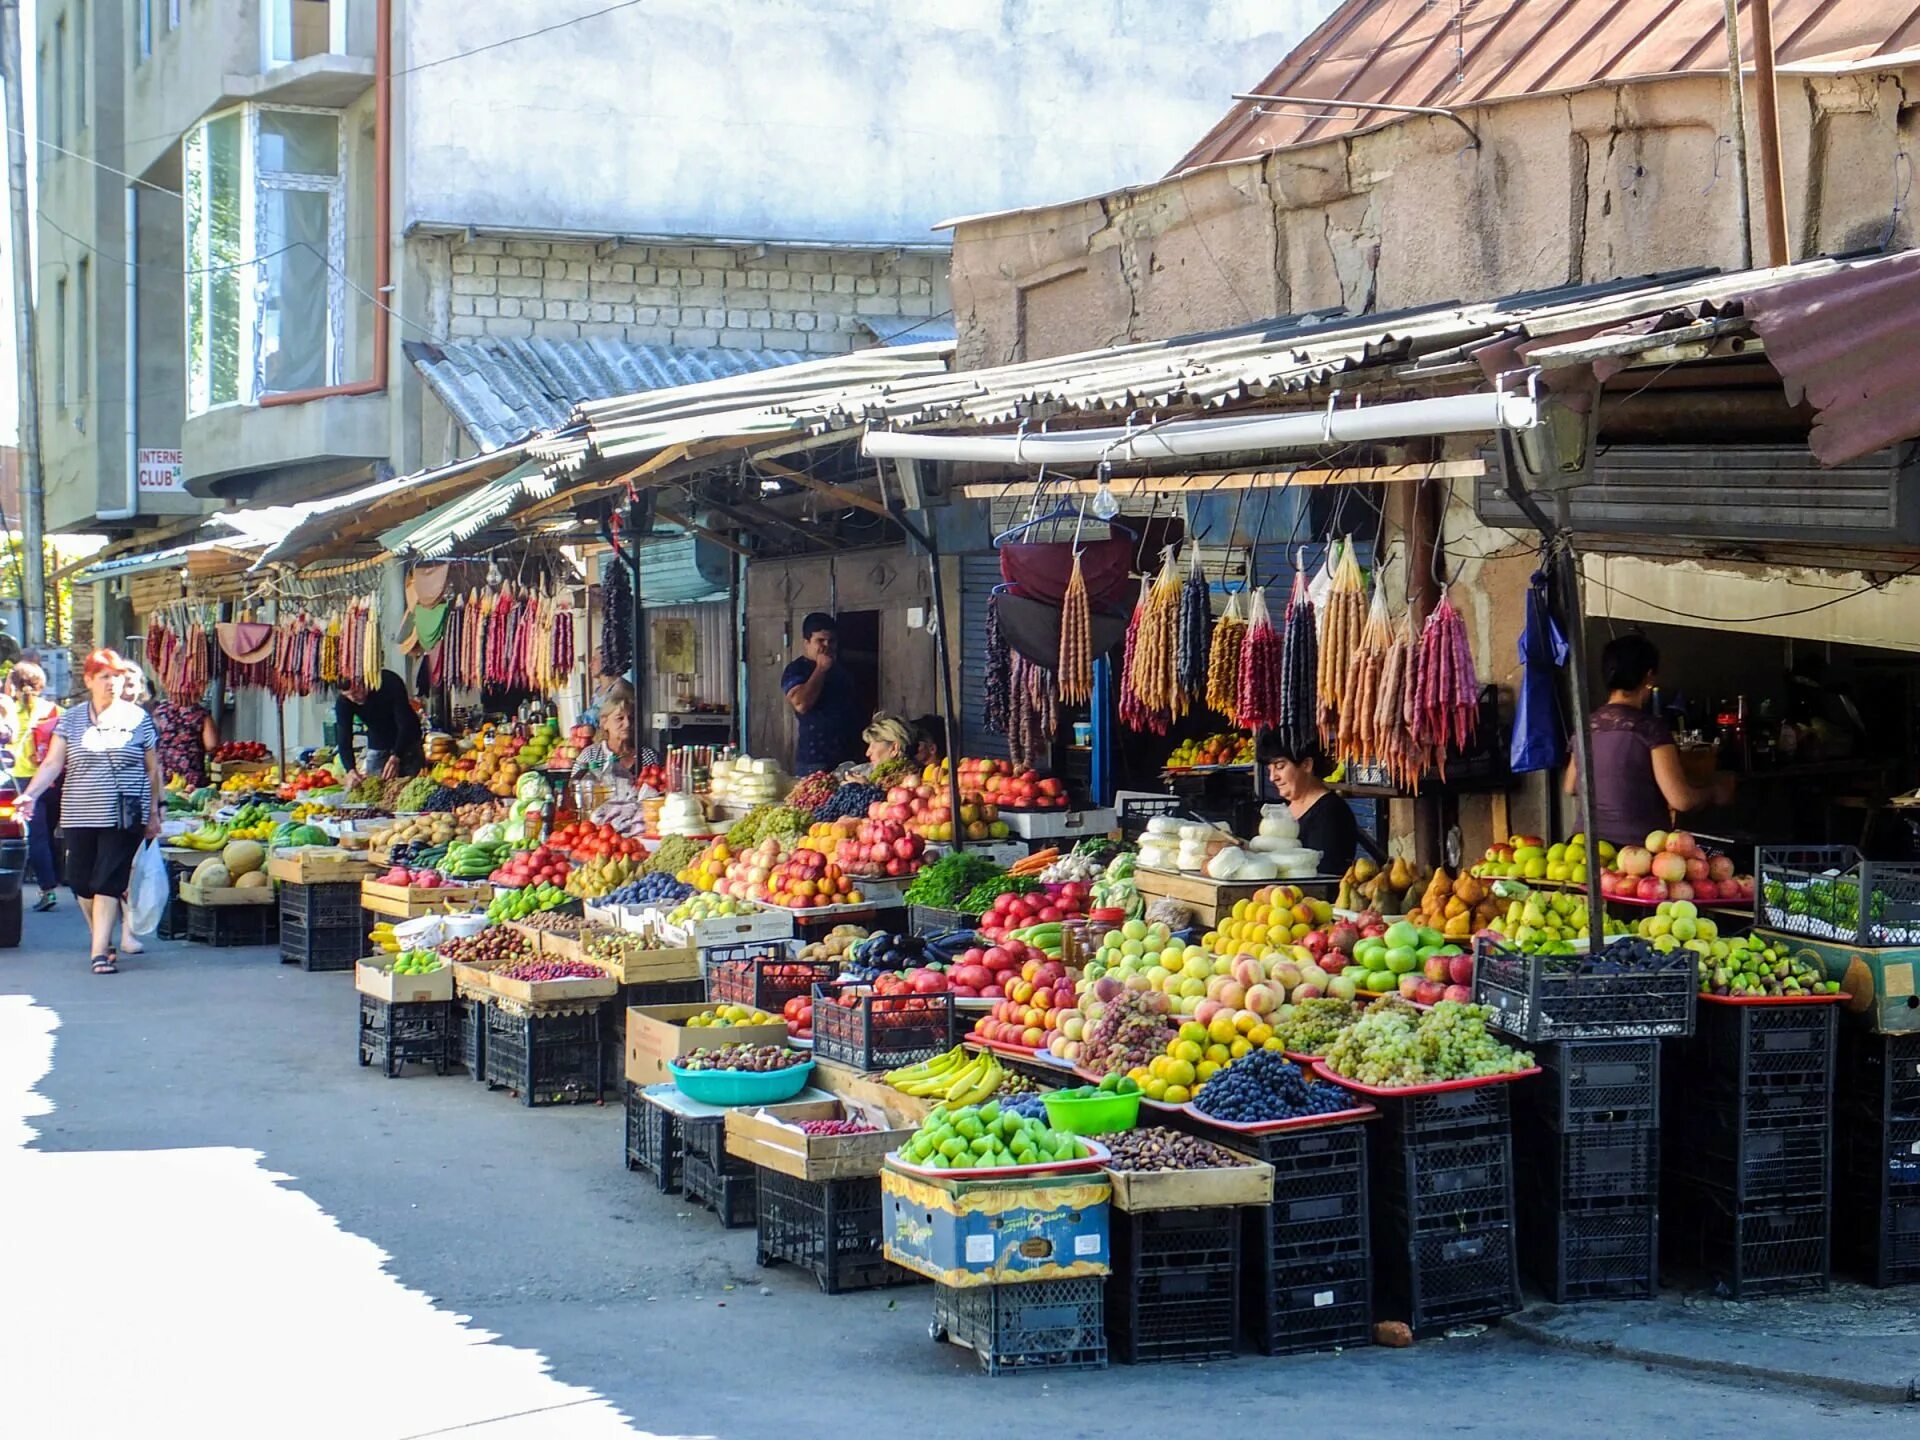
[[1043, 1088, 1142, 1135], [669, 1058, 814, 1106]]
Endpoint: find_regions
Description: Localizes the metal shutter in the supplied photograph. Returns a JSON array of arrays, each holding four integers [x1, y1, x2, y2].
[[957, 552, 1009, 761]]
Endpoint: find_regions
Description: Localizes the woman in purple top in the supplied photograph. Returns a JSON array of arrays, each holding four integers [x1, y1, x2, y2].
[[1564, 634, 1731, 847]]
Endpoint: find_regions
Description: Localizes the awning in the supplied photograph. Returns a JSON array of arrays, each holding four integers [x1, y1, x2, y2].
[[378, 458, 555, 560]]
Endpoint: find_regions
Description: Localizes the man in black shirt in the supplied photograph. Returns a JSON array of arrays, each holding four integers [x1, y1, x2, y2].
[[337, 669, 426, 780]]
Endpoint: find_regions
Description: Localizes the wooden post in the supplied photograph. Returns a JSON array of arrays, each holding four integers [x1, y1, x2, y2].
[[1749, 0, 1791, 266]]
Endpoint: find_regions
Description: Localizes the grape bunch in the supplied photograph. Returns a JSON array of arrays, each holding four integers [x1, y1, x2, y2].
[[1191, 1051, 1352, 1124], [602, 871, 693, 907], [785, 772, 840, 814], [1080, 991, 1176, 1076], [1269, 997, 1362, 1055], [1322, 997, 1534, 1086], [813, 783, 887, 823]]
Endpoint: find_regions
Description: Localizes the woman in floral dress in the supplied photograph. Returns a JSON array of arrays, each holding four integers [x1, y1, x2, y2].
[[148, 680, 220, 788]]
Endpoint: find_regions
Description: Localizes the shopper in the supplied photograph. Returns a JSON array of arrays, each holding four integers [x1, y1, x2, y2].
[[337, 668, 426, 780], [150, 679, 219, 788], [17, 651, 163, 974], [781, 613, 861, 774], [1256, 731, 1362, 875], [1565, 633, 1733, 846], [8, 663, 62, 912]]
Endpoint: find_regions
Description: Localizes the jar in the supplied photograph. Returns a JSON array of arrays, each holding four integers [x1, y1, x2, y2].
[[1086, 906, 1129, 953]]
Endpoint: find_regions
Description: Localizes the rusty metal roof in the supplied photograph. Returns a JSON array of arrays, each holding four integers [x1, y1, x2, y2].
[[1736, 247, 1920, 465], [1180, 0, 1920, 169]]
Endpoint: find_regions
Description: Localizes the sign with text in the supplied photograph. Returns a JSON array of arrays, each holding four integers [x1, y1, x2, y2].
[[137, 448, 185, 493]]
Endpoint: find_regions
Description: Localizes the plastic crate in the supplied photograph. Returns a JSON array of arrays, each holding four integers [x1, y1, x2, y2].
[[704, 943, 834, 1012], [280, 913, 363, 971], [1522, 1039, 1661, 1131], [1839, 1029, 1920, 1127], [482, 1005, 603, 1106], [1473, 936, 1696, 1041], [755, 1169, 908, 1294], [357, 994, 452, 1077], [623, 1083, 681, 1192], [1372, 1134, 1515, 1233], [681, 1147, 757, 1228], [1666, 1103, 1830, 1205], [1515, 1114, 1659, 1209], [932, 1277, 1108, 1375], [1666, 1180, 1829, 1299], [1116, 794, 1181, 841], [1756, 846, 1920, 946], [1246, 1255, 1372, 1356], [457, 996, 487, 1080], [1671, 1001, 1837, 1094], [907, 904, 983, 935], [1373, 1216, 1521, 1332], [158, 886, 191, 941], [1836, 1114, 1920, 1204], [810, 982, 955, 1072], [1106, 1209, 1240, 1364], [1836, 1197, 1920, 1289], [1371, 1081, 1515, 1147], [1246, 1119, 1370, 1263], [280, 880, 363, 930], [186, 901, 276, 948], [1520, 1206, 1658, 1303]]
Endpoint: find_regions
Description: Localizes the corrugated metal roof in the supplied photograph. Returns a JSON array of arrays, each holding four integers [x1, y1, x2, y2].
[[405, 337, 809, 452], [1737, 248, 1920, 465], [1180, 0, 1920, 169]]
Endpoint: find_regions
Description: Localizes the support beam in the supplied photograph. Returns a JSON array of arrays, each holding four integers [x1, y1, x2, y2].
[[654, 504, 752, 557], [955, 461, 1482, 501], [751, 456, 895, 521]]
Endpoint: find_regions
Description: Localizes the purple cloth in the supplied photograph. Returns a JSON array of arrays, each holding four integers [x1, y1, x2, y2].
[[1587, 702, 1674, 846]]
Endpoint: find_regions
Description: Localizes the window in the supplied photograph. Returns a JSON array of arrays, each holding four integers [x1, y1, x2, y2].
[[36, 47, 48, 149], [138, 0, 151, 61], [53, 278, 68, 409], [169, 0, 180, 29], [76, 260, 90, 402], [52, 15, 66, 148], [75, 1, 88, 128], [265, 1, 341, 67], [184, 105, 345, 411]]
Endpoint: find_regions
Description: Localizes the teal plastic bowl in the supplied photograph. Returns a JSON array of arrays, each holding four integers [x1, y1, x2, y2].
[[1043, 1088, 1142, 1135], [669, 1058, 814, 1106]]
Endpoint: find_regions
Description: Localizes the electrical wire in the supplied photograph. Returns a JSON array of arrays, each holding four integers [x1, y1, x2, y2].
[[395, 1, 648, 76], [1581, 559, 1920, 626]]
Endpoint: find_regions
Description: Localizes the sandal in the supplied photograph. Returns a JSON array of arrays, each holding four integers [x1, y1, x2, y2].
[[91, 955, 117, 974]]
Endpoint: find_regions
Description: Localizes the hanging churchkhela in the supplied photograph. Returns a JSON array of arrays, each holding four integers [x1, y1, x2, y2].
[[984, 597, 1012, 736], [1175, 545, 1211, 708], [1335, 580, 1394, 772], [1234, 587, 1284, 730], [1316, 540, 1366, 748], [1204, 588, 1246, 720], [1007, 651, 1058, 769], [1121, 548, 1183, 730], [1412, 591, 1480, 775], [1056, 552, 1093, 705], [1272, 569, 1319, 754]]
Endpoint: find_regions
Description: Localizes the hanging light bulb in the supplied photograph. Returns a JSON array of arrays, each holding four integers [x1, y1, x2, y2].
[[1090, 461, 1120, 520]]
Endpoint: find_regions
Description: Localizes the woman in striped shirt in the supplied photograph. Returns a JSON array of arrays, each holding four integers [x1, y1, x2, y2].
[[18, 650, 163, 974]]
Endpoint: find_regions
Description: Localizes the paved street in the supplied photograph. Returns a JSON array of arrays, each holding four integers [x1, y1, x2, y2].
[[1, 911, 1913, 1440]]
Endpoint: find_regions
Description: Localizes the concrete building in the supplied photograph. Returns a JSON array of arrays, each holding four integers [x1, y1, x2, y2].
[[33, 0, 1330, 543]]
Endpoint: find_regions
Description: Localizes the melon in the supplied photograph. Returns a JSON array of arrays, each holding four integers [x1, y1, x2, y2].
[[191, 859, 232, 889], [287, 824, 328, 848], [234, 871, 270, 890], [222, 840, 266, 878]]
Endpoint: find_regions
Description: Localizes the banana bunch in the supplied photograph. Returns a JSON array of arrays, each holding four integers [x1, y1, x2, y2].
[[443, 840, 509, 880], [369, 921, 400, 955], [175, 823, 231, 852], [885, 1045, 1004, 1104]]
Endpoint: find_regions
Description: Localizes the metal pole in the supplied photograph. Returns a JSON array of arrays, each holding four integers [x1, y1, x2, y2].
[[1551, 493, 1608, 950], [1721, 0, 1755, 270], [1748, 0, 1792, 266], [1, 0, 47, 646], [627, 494, 650, 762], [924, 547, 967, 854]]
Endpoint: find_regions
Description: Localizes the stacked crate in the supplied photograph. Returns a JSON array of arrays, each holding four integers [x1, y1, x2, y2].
[[1834, 1029, 1920, 1287], [679, 1115, 756, 1227], [1243, 1120, 1373, 1355], [623, 1081, 682, 1193], [280, 881, 364, 971], [483, 1003, 605, 1107], [1664, 1002, 1836, 1297], [1105, 1206, 1241, 1363], [1515, 1040, 1661, 1301]]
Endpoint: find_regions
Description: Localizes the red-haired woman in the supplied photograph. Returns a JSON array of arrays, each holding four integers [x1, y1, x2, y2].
[[17, 650, 163, 973]]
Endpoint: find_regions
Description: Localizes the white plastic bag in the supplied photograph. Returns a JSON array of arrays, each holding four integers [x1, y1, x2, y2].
[[126, 841, 168, 937]]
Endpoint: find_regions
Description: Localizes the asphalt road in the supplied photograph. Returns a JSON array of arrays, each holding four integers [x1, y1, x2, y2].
[[1, 913, 1911, 1439]]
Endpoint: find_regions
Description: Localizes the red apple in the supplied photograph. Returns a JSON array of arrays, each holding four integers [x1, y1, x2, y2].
[[1635, 876, 1667, 902], [1442, 984, 1474, 1004], [1448, 953, 1475, 987]]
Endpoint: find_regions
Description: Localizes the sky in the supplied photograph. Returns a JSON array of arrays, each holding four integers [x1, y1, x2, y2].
[[0, 0, 35, 445]]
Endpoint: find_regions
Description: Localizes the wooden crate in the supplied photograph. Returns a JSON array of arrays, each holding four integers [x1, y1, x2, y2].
[[725, 1099, 916, 1181], [360, 880, 491, 918], [355, 958, 455, 1005], [487, 968, 618, 1006], [1102, 1152, 1274, 1213], [178, 879, 276, 908], [812, 1055, 938, 1123], [268, 851, 374, 885], [1134, 867, 1286, 928]]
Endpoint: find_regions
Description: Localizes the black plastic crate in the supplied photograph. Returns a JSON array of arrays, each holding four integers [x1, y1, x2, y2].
[[1372, 1081, 1515, 1147], [457, 995, 487, 1080], [623, 1083, 681, 1192], [1245, 1118, 1370, 1262], [1373, 1133, 1515, 1233], [1116, 794, 1181, 841], [932, 1277, 1108, 1375], [679, 1114, 753, 1175], [1106, 1209, 1240, 1364], [1666, 1102, 1830, 1204], [280, 913, 363, 971], [1839, 1029, 1920, 1126], [1671, 1001, 1838, 1093], [483, 1005, 604, 1106], [1665, 1180, 1829, 1298], [1110, 1205, 1239, 1273], [1756, 845, 1920, 946], [1472, 936, 1696, 1042], [907, 904, 983, 935], [1515, 1105, 1658, 1208], [704, 942, 832, 1012], [1836, 1113, 1920, 1204], [810, 982, 955, 1072], [681, 1147, 756, 1228], [1520, 1205, 1658, 1303], [1246, 1255, 1372, 1356], [1835, 1197, 1920, 1288], [158, 888, 191, 941], [600, 978, 708, 1095], [185, 901, 276, 948], [1373, 1216, 1521, 1332], [357, 994, 452, 1077], [1522, 1039, 1661, 1130], [280, 880, 363, 930], [755, 1169, 909, 1294]]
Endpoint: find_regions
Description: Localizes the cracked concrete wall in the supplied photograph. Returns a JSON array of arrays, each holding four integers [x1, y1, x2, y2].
[[952, 67, 1920, 365]]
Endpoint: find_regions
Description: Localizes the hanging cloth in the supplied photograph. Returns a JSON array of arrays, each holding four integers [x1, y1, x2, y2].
[[216, 621, 276, 665], [409, 563, 452, 607], [1510, 567, 1569, 774]]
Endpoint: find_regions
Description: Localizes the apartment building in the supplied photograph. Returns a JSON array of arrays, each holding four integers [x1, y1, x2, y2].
[[35, 1, 1323, 540]]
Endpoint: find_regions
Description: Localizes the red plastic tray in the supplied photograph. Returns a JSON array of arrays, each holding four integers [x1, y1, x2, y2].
[[1589, 888, 1753, 913], [1283, 1049, 1325, 1064], [1181, 1100, 1377, 1135], [884, 1137, 1110, 1182], [967, 1035, 1079, 1067], [1697, 990, 1849, 1007], [1309, 1059, 1542, 1097]]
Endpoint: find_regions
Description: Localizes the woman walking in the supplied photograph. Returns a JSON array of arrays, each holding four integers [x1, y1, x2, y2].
[[8, 663, 63, 912], [17, 651, 163, 974]]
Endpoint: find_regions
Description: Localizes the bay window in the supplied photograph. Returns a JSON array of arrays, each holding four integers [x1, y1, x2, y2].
[[184, 105, 345, 411]]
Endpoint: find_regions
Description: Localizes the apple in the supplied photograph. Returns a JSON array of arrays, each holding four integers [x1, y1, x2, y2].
[[1650, 852, 1688, 884], [1644, 830, 1670, 855], [1635, 876, 1667, 902], [1414, 979, 1446, 1006], [1668, 881, 1694, 901], [1423, 954, 1452, 983], [1442, 984, 1474, 1004], [1684, 856, 1710, 883], [1617, 846, 1653, 878], [1448, 953, 1475, 987], [1665, 830, 1696, 856], [1708, 855, 1736, 883], [1397, 973, 1424, 999]]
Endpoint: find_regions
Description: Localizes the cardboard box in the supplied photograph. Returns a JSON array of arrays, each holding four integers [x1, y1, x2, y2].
[[268, 851, 374, 885], [655, 907, 795, 949], [178, 879, 276, 908], [355, 958, 454, 1005], [725, 1099, 916, 1181], [1102, 1153, 1274, 1213], [624, 1002, 790, 1087], [1759, 929, 1920, 1033], [880, 1164, 1111, 1287]]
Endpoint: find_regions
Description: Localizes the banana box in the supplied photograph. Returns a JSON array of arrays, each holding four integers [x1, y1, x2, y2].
[[881, 1163, 1110, 1287]]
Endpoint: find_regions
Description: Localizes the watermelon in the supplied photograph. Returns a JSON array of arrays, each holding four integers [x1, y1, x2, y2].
[[287, 824, 329, 847]]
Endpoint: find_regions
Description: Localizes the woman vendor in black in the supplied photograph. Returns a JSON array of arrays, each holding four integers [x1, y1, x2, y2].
[[1256, 731, 1361, 875]]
